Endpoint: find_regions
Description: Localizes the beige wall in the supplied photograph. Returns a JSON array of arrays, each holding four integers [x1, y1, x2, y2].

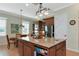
[[54, 4, 79, 51]]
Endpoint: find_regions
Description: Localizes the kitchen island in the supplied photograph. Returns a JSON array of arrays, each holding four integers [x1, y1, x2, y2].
[[17, 36, 66, 56]]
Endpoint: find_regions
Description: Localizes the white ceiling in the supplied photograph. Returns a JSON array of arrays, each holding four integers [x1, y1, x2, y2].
[[0, 3, 74, 19]]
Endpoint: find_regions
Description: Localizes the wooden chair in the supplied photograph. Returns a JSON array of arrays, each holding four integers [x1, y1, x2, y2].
[[16, 34, 27, 37], [6, 35, 16, 49], [21, 34, 27, 37]]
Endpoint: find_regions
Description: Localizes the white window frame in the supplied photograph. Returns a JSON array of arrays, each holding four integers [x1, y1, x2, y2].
[[0, 17, 7, 36], [22, 21, 29, 34]]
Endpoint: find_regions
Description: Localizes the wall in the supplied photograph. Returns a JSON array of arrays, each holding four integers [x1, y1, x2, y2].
[[54, 13, 68, 39], [0, 12, 34, 45], [54, 4, 79, 52]]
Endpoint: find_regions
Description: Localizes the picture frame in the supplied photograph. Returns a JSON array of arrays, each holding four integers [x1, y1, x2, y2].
[[11, 24, 19, 33]]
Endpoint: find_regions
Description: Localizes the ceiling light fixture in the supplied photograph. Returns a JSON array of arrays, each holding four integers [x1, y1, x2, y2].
[[25, 3, 50, 19], [19, 9, 24, 28], [36, 3, 50, 16]]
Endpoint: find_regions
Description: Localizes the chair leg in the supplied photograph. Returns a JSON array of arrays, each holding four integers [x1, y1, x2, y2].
[[14, 42, 16, 47], [14, 43, 15, 46], [7, 44, 10, 49], [14, 41, 18, 47]]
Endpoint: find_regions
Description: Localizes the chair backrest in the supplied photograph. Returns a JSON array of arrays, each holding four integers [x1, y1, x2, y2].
[[21, 34, 27, 37], [6, 35, 10, 45], [16, 34, 21, 37], [16, 34, 27, 37]]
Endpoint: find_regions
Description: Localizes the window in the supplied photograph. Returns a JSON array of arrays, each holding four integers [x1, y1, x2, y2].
[[45, 25, 48, 32], [22, 21, 29, 34], [0, 19, 6, 36], [34, 24, 38, 35]]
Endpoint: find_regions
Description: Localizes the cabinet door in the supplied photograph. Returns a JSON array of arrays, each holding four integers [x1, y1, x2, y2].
[[24, 45, 34, 56], [56, 49, 62, 56], [18, 41, 24, 56], [47, 47, 55, 56], [56, 47, 66, 56], [44, 17, 54, 25], [23, 42, 34, 56], [55, 41, 66, 56], [62, 47, 66, 56]]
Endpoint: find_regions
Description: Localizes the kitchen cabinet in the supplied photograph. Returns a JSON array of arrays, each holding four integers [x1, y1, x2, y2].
[[18, 37, 66, 56]]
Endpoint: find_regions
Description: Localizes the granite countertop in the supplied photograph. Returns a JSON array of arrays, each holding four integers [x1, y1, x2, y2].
[[18, 36, 66, 48]]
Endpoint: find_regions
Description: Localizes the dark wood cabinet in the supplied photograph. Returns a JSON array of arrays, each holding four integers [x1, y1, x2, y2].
[[56, 48, 64, 56], [44, 17, 54, 25], [47, 47, 55, 56], [18, 40, 24, 56], [44, 17, 54, 37], [38, 21, 45, 38], [38, 17, 54, 38], [23, 44, 34, 56], [47, 41, 66, 56], [32, 17, 54, 38], [56, 47, 66, 56], [38, 21, 44, 31], [18, 40, 35, 56], [55, 41, 66, 56], [23, 41, 35, 56], [18, 39, 66, 56]]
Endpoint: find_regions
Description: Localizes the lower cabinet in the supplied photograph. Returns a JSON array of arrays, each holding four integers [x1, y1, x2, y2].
[[56, 47, 66, 56], [23, 45, 33, 56], [18, 40, 35, 56], [55, 41, 66, 56], [23, 42, 35, 56], [18, 40, 66, 56], [47, 41, 66, 56], [47, 47, 55, 56], [18, 40, 24, 56]]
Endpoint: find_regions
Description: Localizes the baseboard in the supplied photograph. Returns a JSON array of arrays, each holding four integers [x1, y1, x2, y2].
[[67, 48, 79, 53]]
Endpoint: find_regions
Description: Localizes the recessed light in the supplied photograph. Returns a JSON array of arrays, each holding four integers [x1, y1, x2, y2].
[[25, 3, 29, 6]]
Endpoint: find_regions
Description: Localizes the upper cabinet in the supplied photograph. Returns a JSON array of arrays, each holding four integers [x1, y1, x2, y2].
[[44, 17, 54, 37], [32, 17, 54, 38], [44, 17, 54, 25], [38, 17, 54, 38]]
